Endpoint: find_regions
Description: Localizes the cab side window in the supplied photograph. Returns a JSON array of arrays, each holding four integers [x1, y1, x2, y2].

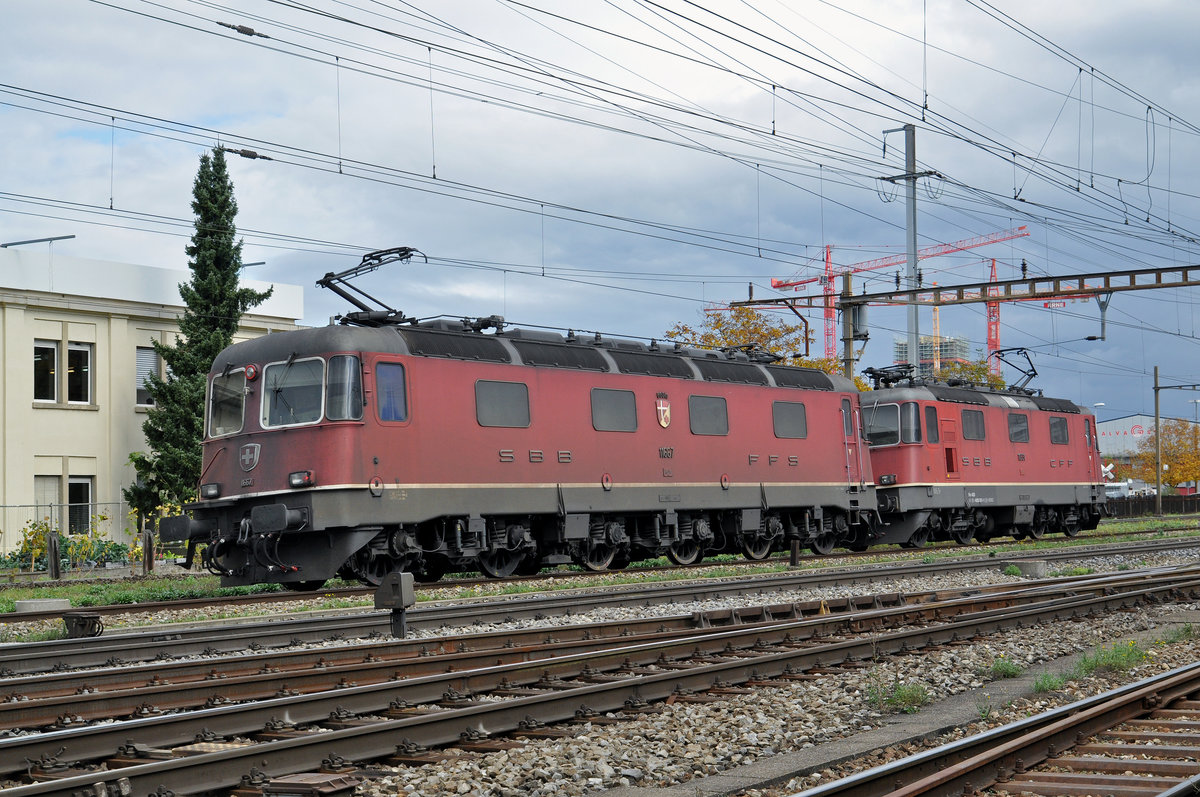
[[376, 363, 408, 422]]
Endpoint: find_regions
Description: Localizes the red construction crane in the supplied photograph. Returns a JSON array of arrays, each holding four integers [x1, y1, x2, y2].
[[772, 226, 1030, 359]]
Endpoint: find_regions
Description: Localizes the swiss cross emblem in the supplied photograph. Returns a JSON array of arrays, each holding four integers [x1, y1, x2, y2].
[[656, 397, 671, 428], [239, 443, 261, 472]]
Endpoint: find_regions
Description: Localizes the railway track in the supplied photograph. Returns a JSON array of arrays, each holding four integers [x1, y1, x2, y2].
[[4, 528, 1195, 633], [2, 564, 1199, 796], [4, 537, 1196, 674], [794, 660, 1200, 796], [2, 524, 1196, 626]]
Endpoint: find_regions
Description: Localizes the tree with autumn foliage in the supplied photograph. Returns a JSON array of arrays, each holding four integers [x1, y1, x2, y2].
[[665, 306, 870, 390], [1129, 418, 1200, 489], [937, 356, 1006, 390]]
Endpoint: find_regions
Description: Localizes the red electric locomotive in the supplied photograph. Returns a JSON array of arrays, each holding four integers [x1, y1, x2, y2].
[[859, 365, 1105, 547], [161, 316, 875, 588]]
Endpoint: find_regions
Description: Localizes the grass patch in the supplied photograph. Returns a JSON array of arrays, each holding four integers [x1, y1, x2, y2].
[[1074, 640, 1150, 677], [989, 657, 1023, 679], [1002, 564, 1022, 577], [1050, 566, 1096, 577], [866, 672, 930, 714], [1033, 671, 1067, 693]]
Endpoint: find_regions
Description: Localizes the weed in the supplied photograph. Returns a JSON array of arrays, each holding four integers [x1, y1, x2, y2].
[[1051, 566, 1095, 577], [865, 670, 929, 714], [1161, 624, 1197, 645], [1002, 564, 1022, 577], [989, 656, 1023, 679], [1075, 640, 1150, 677], [1033, 672, 1067, 693]]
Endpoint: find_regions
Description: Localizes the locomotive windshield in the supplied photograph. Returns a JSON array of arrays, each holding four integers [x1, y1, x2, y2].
[[263, 357, 324, 427], [864, 403, 900, 446], [209, 369, 246, 437], [863, 401, 922, 446], [206, 355, 365, 437]]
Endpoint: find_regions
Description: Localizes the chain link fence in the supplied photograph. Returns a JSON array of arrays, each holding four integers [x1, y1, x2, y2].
[[0, 501, 158, 580]]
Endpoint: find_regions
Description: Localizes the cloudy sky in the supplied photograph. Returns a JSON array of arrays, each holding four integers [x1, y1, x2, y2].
[[4, 0, 1200, 422]]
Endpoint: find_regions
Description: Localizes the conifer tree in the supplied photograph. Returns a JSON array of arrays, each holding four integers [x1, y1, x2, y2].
[[127, 147, 272, 518]]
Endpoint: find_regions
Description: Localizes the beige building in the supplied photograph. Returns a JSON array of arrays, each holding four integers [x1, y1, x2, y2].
[[0, 246, 303, 552]]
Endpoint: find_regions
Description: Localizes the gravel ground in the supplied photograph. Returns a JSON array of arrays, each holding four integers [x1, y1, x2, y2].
[[5, 550, 1200, 797]]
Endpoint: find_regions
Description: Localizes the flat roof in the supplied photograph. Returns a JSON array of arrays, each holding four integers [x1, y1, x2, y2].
[[0, 248, 303, 322]]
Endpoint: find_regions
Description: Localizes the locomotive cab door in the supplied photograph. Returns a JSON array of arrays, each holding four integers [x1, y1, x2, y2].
[[841, 398, 864, 489], [940, 418, 961, 480]]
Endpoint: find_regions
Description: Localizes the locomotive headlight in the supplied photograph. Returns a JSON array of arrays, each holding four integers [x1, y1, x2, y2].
[[879, 474, 897, 486], [288, 470, 315, 488], [200, 483, 222, 499]]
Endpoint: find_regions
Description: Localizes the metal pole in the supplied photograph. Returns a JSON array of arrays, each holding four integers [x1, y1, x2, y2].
[[904, 123, 920, 371], [1155, 366, 1163, 516], [841, 273, 854, 379]]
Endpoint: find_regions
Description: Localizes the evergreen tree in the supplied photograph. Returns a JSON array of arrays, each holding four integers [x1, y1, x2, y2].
[[126, 147, 272, 519]]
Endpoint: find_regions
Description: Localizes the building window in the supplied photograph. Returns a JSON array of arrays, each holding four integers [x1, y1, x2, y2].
[[67, 343, 92, 403], [34, 475, 60, 527], [34, 341, 57, 401], [67, 476, 93, 535], [136, 346, 159, 406]]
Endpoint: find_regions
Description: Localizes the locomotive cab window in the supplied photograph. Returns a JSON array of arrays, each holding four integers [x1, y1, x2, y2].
[[1008, 413, 1030, 443], [772, 401, 808, 439], [900, 402, 922, 443], [263, 357, 325, 427], [688, 395, 728, 436], [476, 380, 530, 428], [1049, 416, 1070, 445], [864, 403, 899, 446], [208, 369, 247, 437], [326, 355, 363, 421], [962, 409, 986, 441], [925, 405, 940, 443], [591, 388, 636, 432], [376, 363, 407, 422]]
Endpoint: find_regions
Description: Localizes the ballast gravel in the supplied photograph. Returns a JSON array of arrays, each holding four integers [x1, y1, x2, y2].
[[5, 549, 1200, 797]]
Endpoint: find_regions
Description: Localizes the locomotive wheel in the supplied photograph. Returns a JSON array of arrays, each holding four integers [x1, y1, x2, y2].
[[666, 539, 703, 566], [808, 532, 837, 556], [579, 542, 619, 571], [1026, 519, 1047, 540], [740, 535, 774, 561], [609, 551, 631, 570], [477, 549, 525, 579], [348, 546, 399, 587], [901, 527, 930, 549], [950, 527, 974, 546]]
